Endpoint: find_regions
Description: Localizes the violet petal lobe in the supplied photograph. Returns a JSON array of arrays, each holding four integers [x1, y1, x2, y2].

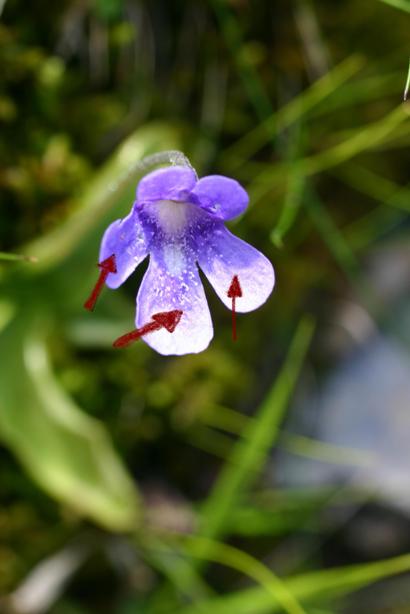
[[99, 208, 149, 289], [135, 248, 213, 355], [137, 166, 197, 204], [189, 175, 249, 220], [197, 225, 275, 312]]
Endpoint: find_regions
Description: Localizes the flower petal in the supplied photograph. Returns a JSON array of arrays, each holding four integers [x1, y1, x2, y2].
[[136, 250, 213, 355], [198, 225, 275, 312], [137, 166, 197, 203], [99, 208, 149, 289], [189, 175, 249, 220]]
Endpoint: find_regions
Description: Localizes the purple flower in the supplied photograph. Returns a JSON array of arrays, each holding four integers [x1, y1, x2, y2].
[[100, 166, 275, 355]]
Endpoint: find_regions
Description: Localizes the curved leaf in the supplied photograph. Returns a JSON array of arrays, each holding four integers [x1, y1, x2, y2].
[[0, 314, 139, 531]]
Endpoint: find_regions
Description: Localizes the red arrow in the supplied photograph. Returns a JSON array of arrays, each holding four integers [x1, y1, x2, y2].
[[84, 254, 117, 311], [227, 275, 242, 342], [113, 310, 183, 348]]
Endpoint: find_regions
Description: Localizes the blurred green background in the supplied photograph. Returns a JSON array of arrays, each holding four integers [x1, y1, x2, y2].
[[1, 0, 410, 612]]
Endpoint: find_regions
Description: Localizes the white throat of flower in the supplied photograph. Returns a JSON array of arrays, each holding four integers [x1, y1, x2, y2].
[[153, 199, 188, 235]]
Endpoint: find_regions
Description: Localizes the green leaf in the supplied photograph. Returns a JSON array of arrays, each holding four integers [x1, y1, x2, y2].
[[0, 314, 139, 531]]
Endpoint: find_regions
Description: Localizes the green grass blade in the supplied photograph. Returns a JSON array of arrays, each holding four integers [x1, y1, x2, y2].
[[404, 58, 410, 99], [151, 535, 307, 614], [305, 189, 358, 279], [278, 433, 375, 467], [335, 164, 410, 212], [344, 204, 405, 250], [377, 0, 410, 12], [201, 403, 251, 436], [200, 316, 315, 540], [333, 164, 410, 249], [305, 186, 409, 349], [299, 105, 410, 176], [0, 251, 38, 263], [177, 553, 410, 614], [141, 536, 213, 613], [249, 104, 410, 204], [308, 71, 404, 116], [224, 55, 364, 167], [271, 167, 305, 247], [200, 406, 374, 468], [187, 425, 234, 461], [271, 124, 306, 248]]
